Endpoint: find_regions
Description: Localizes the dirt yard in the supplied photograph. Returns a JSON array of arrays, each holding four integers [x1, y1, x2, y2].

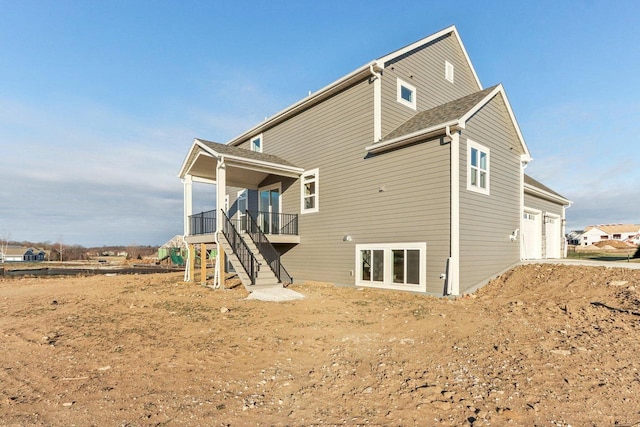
[[2, 264, 640, 426]]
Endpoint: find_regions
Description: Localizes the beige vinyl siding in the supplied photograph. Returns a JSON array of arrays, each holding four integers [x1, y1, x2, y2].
[[381, 33, 481, 137], [458, 94, 523, 293], [245, 78, 450, 293]]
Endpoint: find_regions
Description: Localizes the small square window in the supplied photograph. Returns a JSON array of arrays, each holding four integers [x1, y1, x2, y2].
[[396, 78, 416, 110], [250, 134, 262, 153]]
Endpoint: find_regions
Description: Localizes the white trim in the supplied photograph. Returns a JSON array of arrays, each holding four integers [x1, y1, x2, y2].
[[449, 132, 460, 295], [183, 175, 193, 237], [250, 134, 263, 153], [355, 242, 427, 293], [458, 85, 531, 162], [365, 121, 459, 153], [300, 168, 319, 214], [376, 26, 482, 90], [396, 77, 417, 110], [237, 189, 247, 215], [258, 182, 282, 214], [445, 61, 454, 83], [524, 183, 572, 206], [373, 73, 382, 141], [467, 139, 490, 195]]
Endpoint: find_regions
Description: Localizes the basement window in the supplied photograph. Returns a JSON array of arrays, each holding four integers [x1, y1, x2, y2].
[[356, 242, 426, 292], [397, 78, 417, 110]]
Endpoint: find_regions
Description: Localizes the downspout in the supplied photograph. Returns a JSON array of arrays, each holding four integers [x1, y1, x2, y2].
[[446, 125, 460, 295], [370, 64, 382, 142]]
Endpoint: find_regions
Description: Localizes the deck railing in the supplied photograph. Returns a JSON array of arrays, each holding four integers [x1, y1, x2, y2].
[[187, 210, 297, 236], [246, 210, 293, 285], [254, 211, 298, 235], [188, 210, 216, 236], [220, 210, 258, 286]]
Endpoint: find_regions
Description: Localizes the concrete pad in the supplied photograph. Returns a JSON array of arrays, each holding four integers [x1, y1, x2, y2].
[[246, 286, 305, 302]]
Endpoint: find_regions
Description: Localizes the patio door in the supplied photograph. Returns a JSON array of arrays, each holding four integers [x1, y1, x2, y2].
[[258, 184, 281, 234]]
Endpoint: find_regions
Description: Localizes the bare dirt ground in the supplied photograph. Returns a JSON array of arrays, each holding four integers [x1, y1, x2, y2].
[[2, 264, 640, 426]]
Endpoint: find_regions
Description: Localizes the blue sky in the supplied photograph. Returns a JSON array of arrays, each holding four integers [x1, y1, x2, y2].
[[1, 0, 638, 246]]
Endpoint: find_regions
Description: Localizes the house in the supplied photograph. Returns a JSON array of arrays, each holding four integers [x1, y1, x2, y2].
[[178, 25, 570, 296], [566, 230, 584, 246], [579, 224, 640, 246], [0, 246, 47, 262]]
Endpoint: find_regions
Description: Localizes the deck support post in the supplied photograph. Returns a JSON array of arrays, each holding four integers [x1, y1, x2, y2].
[[201, 243, 207, 286], [188, 243, 195, 282]]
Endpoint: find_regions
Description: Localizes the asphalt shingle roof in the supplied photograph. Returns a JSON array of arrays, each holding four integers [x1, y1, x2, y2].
[[524, 174, 568, 201], [196, 138, 299, 168], [382, 85, 499, 141]]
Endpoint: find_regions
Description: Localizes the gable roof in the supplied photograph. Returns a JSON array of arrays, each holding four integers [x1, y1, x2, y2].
[[178, 138, 303, 182], [584, 224, 640, 234], [226, 25, 479, 148], [365, 84, 531, 160]]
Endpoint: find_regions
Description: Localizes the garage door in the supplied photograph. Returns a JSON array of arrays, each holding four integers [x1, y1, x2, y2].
[[545, 215, 561, 258], [522, 210, 541, 259]]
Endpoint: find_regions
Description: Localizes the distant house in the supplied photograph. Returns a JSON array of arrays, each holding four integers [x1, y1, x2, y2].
[[579, 224, 640, 246], [566, 230, 584, 246], [158, 235, 187, 260], [0, 246, 47, 262], [178, 25, 570, 296]]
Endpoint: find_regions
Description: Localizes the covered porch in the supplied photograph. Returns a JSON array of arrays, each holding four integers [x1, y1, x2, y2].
[[178, 138, 304, 288]]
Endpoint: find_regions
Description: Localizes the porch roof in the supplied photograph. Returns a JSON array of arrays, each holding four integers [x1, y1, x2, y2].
[[178, 138, 304, 188]]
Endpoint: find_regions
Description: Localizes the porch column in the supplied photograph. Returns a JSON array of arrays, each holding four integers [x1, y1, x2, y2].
[[183, 175, 193, 237], [216, 158, 227, 289], [201, 243, 207, 286]]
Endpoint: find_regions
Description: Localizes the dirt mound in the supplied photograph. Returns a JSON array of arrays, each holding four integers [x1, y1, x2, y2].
[[2, 264, 640, 425], [594, 239, 635, 249]]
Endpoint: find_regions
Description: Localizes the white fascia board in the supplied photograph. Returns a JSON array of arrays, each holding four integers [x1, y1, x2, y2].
[[365, 120, 459, 153], [524, 183, 572, 206], [376, 25, 482, 90], [459, 84, 532, 162], [195, 139, 304, 176], [226, 62, 376, 147], [178, 139, 209, 179]]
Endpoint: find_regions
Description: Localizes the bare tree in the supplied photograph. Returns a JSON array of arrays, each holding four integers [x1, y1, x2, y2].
[[0, 231, 10, 263]]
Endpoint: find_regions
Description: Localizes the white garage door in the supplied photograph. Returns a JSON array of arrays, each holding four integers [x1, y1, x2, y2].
[[522, 210, 541, 260], [545, 216, 561, 258]]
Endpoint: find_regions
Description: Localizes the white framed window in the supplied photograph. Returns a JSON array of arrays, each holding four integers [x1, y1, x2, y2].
[[467, 140, 490, 195], [396, 78, 417, 110], [445, 61, 454, 83], [250, 134, 263, 153], [355, 242, 426, 292], [300, 168, 319, 214]]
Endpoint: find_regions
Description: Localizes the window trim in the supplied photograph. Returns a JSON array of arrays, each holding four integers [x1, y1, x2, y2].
[[445, 61, 454, 83], [300, 168, 319, 214], [250, 134, 263, 153], [355, 242, 427, 292], [467, 140, 490, 195], [396, 78, 417, 110]]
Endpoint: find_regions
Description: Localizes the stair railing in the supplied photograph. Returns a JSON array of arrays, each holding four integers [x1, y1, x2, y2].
[[220, 210, 258, 286], [246, 210, 293, 285]]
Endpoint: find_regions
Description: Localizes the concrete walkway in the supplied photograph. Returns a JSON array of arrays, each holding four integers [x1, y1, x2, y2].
[[523, 258, 640, 270], [246, 286, 305, 302]]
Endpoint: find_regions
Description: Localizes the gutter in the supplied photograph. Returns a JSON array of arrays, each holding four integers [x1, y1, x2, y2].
[[365, 121, 460, 153]]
